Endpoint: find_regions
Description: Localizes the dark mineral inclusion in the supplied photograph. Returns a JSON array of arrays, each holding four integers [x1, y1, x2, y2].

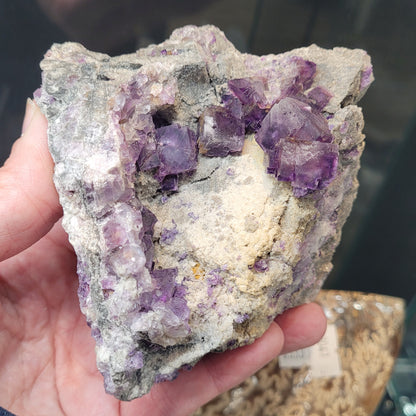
[[35, 25, 373, 400]]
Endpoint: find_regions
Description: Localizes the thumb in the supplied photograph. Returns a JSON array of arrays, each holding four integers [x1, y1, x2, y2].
[[0, 99, 62, 261]]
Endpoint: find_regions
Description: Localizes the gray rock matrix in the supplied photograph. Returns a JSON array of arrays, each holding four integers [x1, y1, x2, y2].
[[35, 25, 373, 400]]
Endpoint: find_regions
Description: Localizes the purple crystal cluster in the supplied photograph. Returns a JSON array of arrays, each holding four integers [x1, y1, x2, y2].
[[114, 74, 198, 193], [35, 25, 373, 400], [195, 57, 337, 196], [222, 63, 338, 197], [110, 78, 192, 347], [114, 53, 337, 198]]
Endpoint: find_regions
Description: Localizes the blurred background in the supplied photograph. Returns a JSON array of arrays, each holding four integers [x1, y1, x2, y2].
[[1, 0, 415, 413]]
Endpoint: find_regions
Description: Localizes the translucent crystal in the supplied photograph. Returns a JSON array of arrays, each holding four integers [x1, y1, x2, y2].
[[198, 105, 245, 157]]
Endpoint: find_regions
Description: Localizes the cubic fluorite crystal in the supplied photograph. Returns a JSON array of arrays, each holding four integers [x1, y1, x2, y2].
[[35, 25, 373, 400], [198, 105, 245, 156], [256, 97, 338, 196]]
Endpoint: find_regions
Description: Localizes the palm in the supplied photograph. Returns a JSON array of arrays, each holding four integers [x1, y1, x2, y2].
[[0, 223, 120, 415], [0, 104, 326, 416]]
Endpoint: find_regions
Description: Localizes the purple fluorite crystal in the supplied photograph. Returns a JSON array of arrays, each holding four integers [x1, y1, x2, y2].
[[137, 124, 198, 191], [227, 77, 269, 133], [221, 94, 243, 118], [256, 97, 338, 195], [307, 86, 333, 111], [278, 56, 316, 97], [198, 105, 245, 157], [243, 106, 268, 133], [228, 77, 268, 107], [268, 139, 338, 197], [154, 124, 198, 187], [132, 267, 190, 345], [160, 221, 179, 244], [253, 259, 269, 273], [155, 125, 198, 177], [257, 97, 333, 145], [360, 65, 374, 89]]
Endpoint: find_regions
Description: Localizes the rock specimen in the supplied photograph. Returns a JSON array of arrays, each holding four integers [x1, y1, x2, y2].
[[35, 25, 373, 400]]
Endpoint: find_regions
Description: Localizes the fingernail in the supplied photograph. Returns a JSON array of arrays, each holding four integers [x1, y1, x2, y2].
[[21, 98, 37, 135]]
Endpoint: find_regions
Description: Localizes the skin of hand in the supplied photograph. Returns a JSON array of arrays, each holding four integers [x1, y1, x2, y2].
[[0, 100, 327, 416]]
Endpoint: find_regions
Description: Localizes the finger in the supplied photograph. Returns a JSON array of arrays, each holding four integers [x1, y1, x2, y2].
[[127, 319, 285, 416], [0, 99, 62, 261], [275, 302, 327, 354]]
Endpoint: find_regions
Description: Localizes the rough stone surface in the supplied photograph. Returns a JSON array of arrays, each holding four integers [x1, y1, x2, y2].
[[35, 25, 373, 400]]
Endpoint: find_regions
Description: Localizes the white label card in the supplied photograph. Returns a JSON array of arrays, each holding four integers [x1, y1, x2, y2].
[[278, 346, 311, 368], [278, 324, 342, 378]]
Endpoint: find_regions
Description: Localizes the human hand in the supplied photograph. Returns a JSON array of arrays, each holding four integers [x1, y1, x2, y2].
[[0, 100, 326, 416]]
